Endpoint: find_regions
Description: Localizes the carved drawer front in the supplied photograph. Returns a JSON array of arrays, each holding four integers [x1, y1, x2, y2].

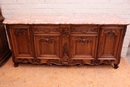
[[33, 25, 60, 34], [71, 25, 99, 35], [8, 25, 34, 58], [70, 35, 98, 59], [34, 35, 60, 59]]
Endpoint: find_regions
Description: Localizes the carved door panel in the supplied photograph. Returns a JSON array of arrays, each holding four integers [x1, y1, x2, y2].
[[71, 35, 98, 59], [97, 26, 123, 60], [8, 25, 34, 58], [34, 34, 60, 59]]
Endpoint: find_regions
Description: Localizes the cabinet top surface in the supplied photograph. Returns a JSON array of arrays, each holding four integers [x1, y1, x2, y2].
[[3, 14, 129, 25]]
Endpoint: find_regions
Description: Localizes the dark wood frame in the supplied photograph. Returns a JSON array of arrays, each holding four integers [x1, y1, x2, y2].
[[0, 8, 12, 66]]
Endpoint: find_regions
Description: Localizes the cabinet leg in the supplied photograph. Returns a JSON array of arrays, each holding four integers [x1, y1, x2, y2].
[[114, 64, 118, 69], [14, 63, 19, 67]]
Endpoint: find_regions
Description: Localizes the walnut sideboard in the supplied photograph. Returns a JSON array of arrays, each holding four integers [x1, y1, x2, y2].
[[3, 14, 129, 68]]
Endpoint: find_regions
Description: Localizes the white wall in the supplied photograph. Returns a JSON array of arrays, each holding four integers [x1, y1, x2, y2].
[[0, 0, 130, 58]]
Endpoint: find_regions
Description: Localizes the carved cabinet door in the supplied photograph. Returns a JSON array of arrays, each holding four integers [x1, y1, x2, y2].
[[34, 34, 60, 59], [8, 25, 34, 59], [70, 25, 99, 60], [97, 26, 125, 61], [70, 35, 98, 60]]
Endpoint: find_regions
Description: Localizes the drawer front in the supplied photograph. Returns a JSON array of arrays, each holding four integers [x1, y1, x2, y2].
[[71, 25, 99, 34], [33, 25, 60, 34]]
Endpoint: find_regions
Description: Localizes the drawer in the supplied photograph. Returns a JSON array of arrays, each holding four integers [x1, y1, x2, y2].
[[33, 25, 60, 34], [71, 25, 99, 34]]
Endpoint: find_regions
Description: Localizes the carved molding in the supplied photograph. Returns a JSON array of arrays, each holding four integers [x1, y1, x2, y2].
[[34, 28, 59, 33], [17, 58, 115, 66], [38, 36, 56, 44], [104, 29, 117, 37], [31, 59, 41, 64], [47, 59, 85, 66], [97, 60, 115, 65], [71, 60, 85, 66], [17, 59, 29, 63], [75, 36, 94, 44], [53, 28, 59, 32], [17, 58, 41, 64], [14, 28, 27, 36], [71, 27, 98, 33], [47, 59, 61, 66]]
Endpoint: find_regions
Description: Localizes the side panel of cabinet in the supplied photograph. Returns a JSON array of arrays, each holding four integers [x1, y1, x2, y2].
[[34, 34, 60, 59], [8, 25, 34, 59], [97, 26, 124, 61]]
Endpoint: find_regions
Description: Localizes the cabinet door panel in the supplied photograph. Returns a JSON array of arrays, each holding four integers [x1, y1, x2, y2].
[[9, 26, 34, 58], [71, 35, 98, 59], [98, 26, 122, 59], [34, 34, 60, 59]]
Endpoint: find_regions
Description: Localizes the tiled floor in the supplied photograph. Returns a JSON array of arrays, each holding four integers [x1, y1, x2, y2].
[[0, 57, 130, 87]]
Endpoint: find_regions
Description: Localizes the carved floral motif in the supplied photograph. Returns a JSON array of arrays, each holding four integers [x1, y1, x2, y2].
[[14, 28, 27, 36], [62, 27, 70, 38], [38, 36, 56, 44], [75, 36, 94, 44], [53, 28, 59, 32], [104, 29, 117, 37], [17, 58, 41, 64]]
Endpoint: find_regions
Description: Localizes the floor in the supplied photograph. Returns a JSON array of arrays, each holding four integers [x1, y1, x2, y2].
[[0, 57, 130, 87]]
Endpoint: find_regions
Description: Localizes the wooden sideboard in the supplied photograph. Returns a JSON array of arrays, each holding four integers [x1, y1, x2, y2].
[[0, 9, 12, 66], [4, 15, 129, 68]]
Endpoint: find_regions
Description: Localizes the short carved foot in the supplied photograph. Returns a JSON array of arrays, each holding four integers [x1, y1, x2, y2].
[[14, 63, 19, 67], [114, 64, 118, 69]]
